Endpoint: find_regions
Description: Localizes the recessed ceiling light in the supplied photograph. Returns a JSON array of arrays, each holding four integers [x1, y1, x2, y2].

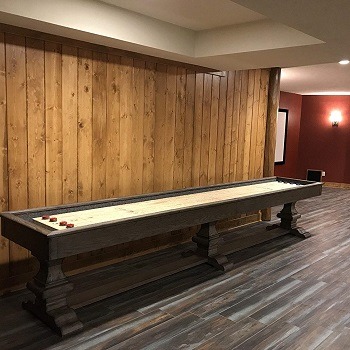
[[339, 59, 350, 65]]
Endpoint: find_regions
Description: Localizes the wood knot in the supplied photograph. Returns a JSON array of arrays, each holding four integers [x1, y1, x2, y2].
[[84, 86, 89, 93], [84, 63, 89, 70]]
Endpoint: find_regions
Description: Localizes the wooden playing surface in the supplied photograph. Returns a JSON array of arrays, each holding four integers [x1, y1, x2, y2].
[[33, 181, 300, 230]]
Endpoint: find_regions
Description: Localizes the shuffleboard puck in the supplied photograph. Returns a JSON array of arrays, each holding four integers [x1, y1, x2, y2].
[[50, 217, 57, 222], [42, 215, 50, 220], [59, 221, 67, 226], [66, 223, 74, 228]]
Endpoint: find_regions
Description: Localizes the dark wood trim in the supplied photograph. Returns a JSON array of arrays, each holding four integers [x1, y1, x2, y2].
[[49, 182, 321, 259]]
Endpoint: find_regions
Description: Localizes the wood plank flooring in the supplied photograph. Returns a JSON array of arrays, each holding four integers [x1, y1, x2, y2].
[[1, 187, 350, 349]]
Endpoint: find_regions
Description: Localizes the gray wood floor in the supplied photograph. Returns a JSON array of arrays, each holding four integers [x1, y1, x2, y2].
[[1, 187, 350, 349]]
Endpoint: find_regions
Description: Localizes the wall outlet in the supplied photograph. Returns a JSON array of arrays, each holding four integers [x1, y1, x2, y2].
[[322, 171, 326, 177]]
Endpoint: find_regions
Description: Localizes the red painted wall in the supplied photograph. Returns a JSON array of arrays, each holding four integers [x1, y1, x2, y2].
[[297, 95, 350, 183], [274, 91, 302, 178]]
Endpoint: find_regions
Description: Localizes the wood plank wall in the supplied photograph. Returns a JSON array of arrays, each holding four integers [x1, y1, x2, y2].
[[0, 29, 271, 289]]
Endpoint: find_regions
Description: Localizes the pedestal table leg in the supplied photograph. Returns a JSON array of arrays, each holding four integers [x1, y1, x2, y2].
[[23, 258, 83, 336], [192, 222, 233, 271], [276, 202, 310, 238]]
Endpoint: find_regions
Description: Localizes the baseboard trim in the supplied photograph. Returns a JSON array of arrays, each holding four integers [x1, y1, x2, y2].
[[324, 182, 350, 189]]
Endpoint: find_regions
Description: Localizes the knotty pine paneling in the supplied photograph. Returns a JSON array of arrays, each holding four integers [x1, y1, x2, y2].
[[142, 61, 156, 194], [0, 30, 271, 289], [6, 34, 29, 276], [0, 32, 8, 280], [106, 54, 121, 198], [62, 45, 78, 204], [45, 42, 63, 207], [77, 49, 93, 203]]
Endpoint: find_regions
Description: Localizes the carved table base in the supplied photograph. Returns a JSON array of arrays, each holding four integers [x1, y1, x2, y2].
[[23, 258, 83, 336], [191, 222, 233, 271], [267, 202, 310, 239]]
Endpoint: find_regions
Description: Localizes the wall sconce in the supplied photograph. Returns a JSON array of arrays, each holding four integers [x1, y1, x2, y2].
[[330, 110, 342, 127]]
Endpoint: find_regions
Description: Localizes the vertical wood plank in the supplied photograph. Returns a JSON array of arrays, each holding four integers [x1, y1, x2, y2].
[[26, 38, 45, 208], [153, 64, 167, 191], [62, 45, 78, 204], [173, 67, 186, 189], [222, 71, 234, 183], [242, 70, 255, 180], [106, 54, 121, 198], [256, 69, 270, 178], [192, 73, 204, 187], [208, 75, 220, 185], [162, 65, 176, 191], [199, 74, 212, 186], [6, 34, 29, 274], [131, 59, 145, 195], [235, 70, 248, 181], [143, 62, 156, 194], [0, 32, 9, 279], [216, 73, 228, 184], [249, 69, 262, 179], [119, 57, 133, 196], [92, 51, 107, 200], [77, 49, 93, 203], [183, 70, 195, 188], [45, 41, 62, 206], [229, 71, 241, 182]]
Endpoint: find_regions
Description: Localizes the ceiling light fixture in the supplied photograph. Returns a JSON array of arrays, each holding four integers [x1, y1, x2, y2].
[[339, 59, 350, 65]]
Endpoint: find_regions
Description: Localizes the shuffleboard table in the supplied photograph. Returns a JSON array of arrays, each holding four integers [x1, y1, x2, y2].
[[0, 177, 322, 336]]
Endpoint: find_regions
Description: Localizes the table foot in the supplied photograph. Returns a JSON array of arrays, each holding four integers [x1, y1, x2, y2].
[[23, 300, 83, 337], [208, 255, 234, 272], [290, 227, 311, 239]]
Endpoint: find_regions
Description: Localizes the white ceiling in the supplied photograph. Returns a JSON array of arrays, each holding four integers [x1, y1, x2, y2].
[[0, 0, 349, 95], [100, 0, 266, 30], [281, 64, 350, 96]]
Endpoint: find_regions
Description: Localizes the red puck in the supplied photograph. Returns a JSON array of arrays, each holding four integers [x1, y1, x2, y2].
[[42, 215, 50, 220], [49, 217, 57, 222], [66, 223, 74, 228], [59, 221, 67, 226]]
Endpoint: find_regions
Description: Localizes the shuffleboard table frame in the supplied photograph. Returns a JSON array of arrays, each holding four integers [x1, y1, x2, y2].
[[0, 177, 322, 336]]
